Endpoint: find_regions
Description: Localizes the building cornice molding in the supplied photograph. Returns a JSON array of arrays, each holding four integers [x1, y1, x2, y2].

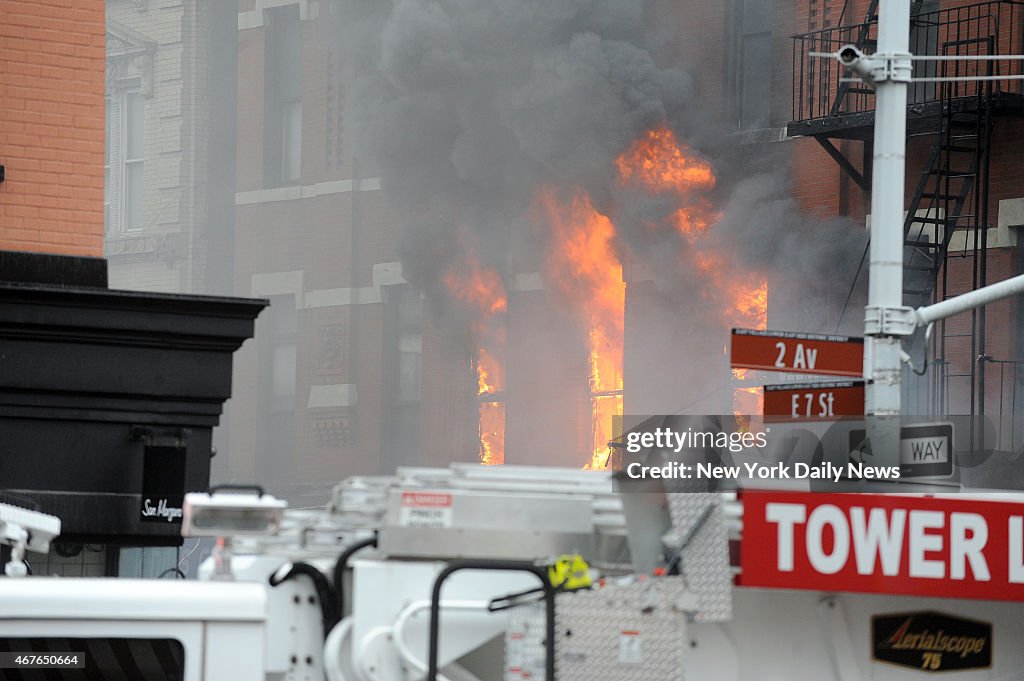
[[106, 19, 156, 97]]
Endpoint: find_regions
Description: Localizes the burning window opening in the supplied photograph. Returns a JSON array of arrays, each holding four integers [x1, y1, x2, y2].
[[450, 125, 771, 470], [535, 189, 625, 471], [476, 346, 506, 466], [440, 235, 509, 466]]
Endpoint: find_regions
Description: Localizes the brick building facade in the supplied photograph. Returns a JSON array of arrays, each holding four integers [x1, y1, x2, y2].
[[0, 0, 106, 256]]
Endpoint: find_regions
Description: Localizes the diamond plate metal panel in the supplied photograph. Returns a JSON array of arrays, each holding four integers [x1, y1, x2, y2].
[[662, 493, 733, 622], [505, 581, 690, 681]]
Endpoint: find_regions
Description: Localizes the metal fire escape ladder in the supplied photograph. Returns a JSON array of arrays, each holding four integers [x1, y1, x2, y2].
[[901, 35, 994, 310]]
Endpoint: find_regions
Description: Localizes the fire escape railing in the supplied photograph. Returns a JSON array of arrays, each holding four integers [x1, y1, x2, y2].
[[791, 0, 1024, 123]]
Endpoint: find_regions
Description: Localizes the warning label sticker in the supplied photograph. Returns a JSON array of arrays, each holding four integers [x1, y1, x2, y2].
[[398, 491, 453, 528], [618, 630, 642, 664]]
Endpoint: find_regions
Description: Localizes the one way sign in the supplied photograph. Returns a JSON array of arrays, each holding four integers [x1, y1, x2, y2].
[[849, 422, 954, 478]]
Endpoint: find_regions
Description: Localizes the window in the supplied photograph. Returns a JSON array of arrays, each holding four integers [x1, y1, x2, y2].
[[395, 287, 423, 404], [257, 295, 297, 482], [265, 6, 303, 186], [104, 98, 111, 234], [733, 0, 774, 128], [909, 0, 940, 103], [266, 296, 297, 411], [398, 333, 422, 403], [105, 90, 146, 233], [124, 92, 145, 229]]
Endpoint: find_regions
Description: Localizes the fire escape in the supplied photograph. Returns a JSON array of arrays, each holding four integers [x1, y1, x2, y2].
[[790, 0, 1024, 456]]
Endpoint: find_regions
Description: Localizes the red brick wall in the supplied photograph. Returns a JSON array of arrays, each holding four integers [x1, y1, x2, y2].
[[0, 0, 105, 256]]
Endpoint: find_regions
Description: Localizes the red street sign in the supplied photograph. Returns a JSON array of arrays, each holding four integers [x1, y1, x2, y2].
[[731, 329, 863, 377], [764, 381, 865, 421], [740, 491, 1024, 601]]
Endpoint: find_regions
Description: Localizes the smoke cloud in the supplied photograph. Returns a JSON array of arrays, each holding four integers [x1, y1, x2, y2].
[[342, 0, 863, 319]]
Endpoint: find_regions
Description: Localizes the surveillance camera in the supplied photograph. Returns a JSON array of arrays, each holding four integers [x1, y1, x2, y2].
[[836, 44, 876, 83], [838, 45, 863, 65], [0, 503, 62, 553]]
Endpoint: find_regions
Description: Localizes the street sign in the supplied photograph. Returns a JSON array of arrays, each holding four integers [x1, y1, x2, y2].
[[764, 381, 864, 421], [730, 329, 863, 377], [849, 422, 954, 478]]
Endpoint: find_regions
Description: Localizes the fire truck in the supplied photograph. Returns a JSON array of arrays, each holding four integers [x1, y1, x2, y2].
[[1, 464, 1021, 680]]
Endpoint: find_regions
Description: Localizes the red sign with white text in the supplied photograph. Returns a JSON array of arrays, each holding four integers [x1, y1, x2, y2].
[[740, 491, 1024, 601], [764, 381, 865, 421], [731, 329, 863, 377]]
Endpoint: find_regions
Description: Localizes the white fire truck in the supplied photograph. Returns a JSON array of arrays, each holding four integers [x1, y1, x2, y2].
[[1, 464, 1021, 680]]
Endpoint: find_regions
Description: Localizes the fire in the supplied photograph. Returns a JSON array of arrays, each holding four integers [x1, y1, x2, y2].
[[615, 127, 716, 195], [476, 344, 505, 465], [479, 400, 505, 466], [616, 125, 767, 418], [442, 260, 507, 326], [535, 189, 625, 470], [477, 346, 503, 396], [729, 276, 767, 414], [441, 236, 508, 465], [454, 125, 770, 469]]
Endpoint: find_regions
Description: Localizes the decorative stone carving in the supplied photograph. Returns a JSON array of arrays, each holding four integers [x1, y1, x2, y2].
[[106, 20, 156, 97]]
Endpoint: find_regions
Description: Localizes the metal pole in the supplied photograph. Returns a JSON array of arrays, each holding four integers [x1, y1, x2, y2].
[[863, 0, 914, 462], [916, 274, 1024, 325]]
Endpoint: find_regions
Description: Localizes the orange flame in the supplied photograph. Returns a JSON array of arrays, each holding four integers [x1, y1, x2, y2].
[[441, 236, 509, 465], [616, 125, 768, 418], [477, 346, 503, 396], [729, 276, 767, 415], [463, 125, 771, 468], [616, 127, 716, 196], [442, 262, 507, 327], [479, 400, 505, 466], [536, 189, 625, 470], [477, 344, 505, 466]]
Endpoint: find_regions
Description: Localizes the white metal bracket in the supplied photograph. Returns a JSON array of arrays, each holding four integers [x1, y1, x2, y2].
[[831, 46, 912, 85], [864, 304, 916, 336], [870, 52, 913, 84]]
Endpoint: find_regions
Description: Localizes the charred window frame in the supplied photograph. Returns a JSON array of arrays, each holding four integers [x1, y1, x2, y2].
[[730, 0, 775, 129], [264, 5, 303, 187]]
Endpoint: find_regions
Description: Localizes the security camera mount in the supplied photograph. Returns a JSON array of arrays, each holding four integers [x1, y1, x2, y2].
[[0, 503, 62, 577], [835, 44, 912, 86]]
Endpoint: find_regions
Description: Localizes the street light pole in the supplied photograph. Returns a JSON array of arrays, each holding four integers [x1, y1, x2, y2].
[[863, 0, 914, 415], [844, 0, 915, 462]]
